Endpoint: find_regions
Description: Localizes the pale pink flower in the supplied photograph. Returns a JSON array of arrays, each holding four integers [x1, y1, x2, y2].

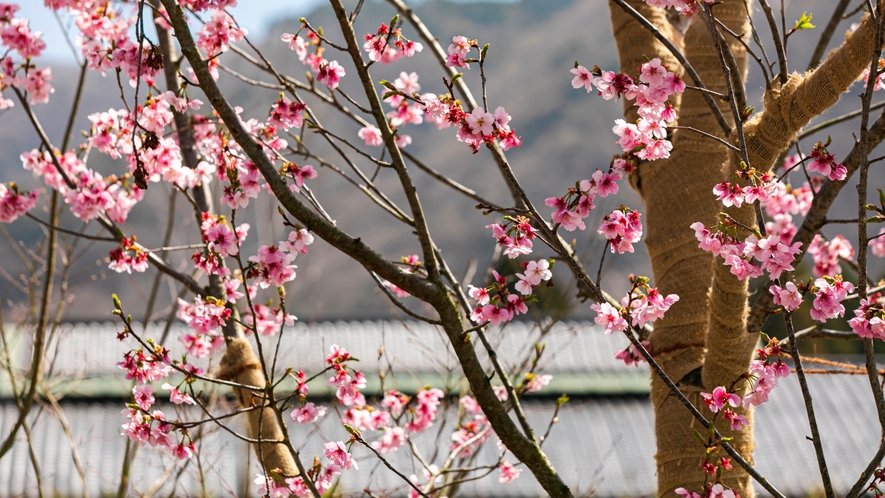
[[570, 64, 594, 92], [465, 107, 494, 135], [525, 374, 552, 393], [498, 460, 522, 483], [317, 60, 345, 90], [524, 259, 553, 285], [324, 441, 357, 470], [358, 125, 383, 146], [591, 302, 627, 334], [291, 402, 327, 424], [701, 386, 740, 413], [133, 384, 155, 411], [770, 281, 803, 311], [280, 33, 308, 61], [162, 383, 195, 405], [372, 426, 407, 454]]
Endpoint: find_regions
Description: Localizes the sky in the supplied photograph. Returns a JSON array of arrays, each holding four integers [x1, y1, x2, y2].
[[18, 0, 324, 63], [18, 0, 518, 64]]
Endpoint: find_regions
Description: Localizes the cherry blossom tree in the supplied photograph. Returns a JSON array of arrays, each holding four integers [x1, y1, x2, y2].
[[1, 0, 885, 497]]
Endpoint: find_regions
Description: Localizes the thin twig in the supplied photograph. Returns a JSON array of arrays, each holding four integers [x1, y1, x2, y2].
[[783, 310, 835, 498], [758, 0, 789, 85], [350, 429, 430, 498]]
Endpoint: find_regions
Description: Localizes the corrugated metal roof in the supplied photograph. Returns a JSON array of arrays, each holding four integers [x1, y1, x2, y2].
[[4, 320, 650, 397], [1, 375, 882, 497], [28, 320, 640, 375]]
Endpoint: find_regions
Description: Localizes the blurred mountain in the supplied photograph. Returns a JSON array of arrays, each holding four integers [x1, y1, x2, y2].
[[0, 0, 880, 325]]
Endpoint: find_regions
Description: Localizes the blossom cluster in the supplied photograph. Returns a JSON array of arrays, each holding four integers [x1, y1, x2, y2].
[[363, 21, 423, 63], [0, 182, 38, 223], [414, 90, 522, 153], [691, 218, 802, 281], [808, 275, 854, 322], [280, 29, 345, 90], [599, 207, 644, 254], [572, 58, 684, 161], [176, 296, 231, 358], [0, 5, 53, 105], [197, 10, 246, 58], [108, 236, 149, 274], [486, 215, 538, 258], [545, 158, 631, 232], [254, 442, 347, 498], [770, 274, 855, 321], [116, 330, 201, 461], [368, 35, 522, 153], [467, 263, 547, 325], [807, 234, 854, 277], [21, 149, 143, 225], [700, 386, 747, 430], [806, 139, 847, 181], [614, 340, 652, 367], [742, 337, 791, 408], [243, 302, 296, 337], [591, 277, 679, 337], [850, 294, 885, 340], [46, 1, 163, 87]]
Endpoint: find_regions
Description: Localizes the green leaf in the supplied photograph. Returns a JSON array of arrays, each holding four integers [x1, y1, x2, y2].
[[794, 12, 815, 31], [878, 188, 885, 208]]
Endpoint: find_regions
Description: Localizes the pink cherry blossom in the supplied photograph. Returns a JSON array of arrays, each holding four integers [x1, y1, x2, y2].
[[591, 302, 627, 334], [525, 374, 552, 393], [465, 107, 494, 135], [870, 229, 885, 257], [133, 384, 155, 411], [598, 208, 642, 253], [280, 228, 314, 255], [807, 234, 854, 277], [0, 183, 38, 223], [372, 426, 407, 454], [675, 488, 702, 498], [770, 281, 803, 311], [267, 96, 305, 131], [196, 10, 245, 56], [324, 441, 359, 470], [281, 33, 307, 61], [614, 341, 650, 366], [850, 298, 885, 340], [701, 386, 740, 413], [358, 125, 383, 146], [468, 285, 490, 305], [524, 259, 553, 285], [317, 60, 345, 90], [162, 383, 196, 405], [570, 64, 594, 92], [498, 460, 522, 483], [810, 276, 854, 322], [807, 142, 847, 181], [291, 402, 327, 424]]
